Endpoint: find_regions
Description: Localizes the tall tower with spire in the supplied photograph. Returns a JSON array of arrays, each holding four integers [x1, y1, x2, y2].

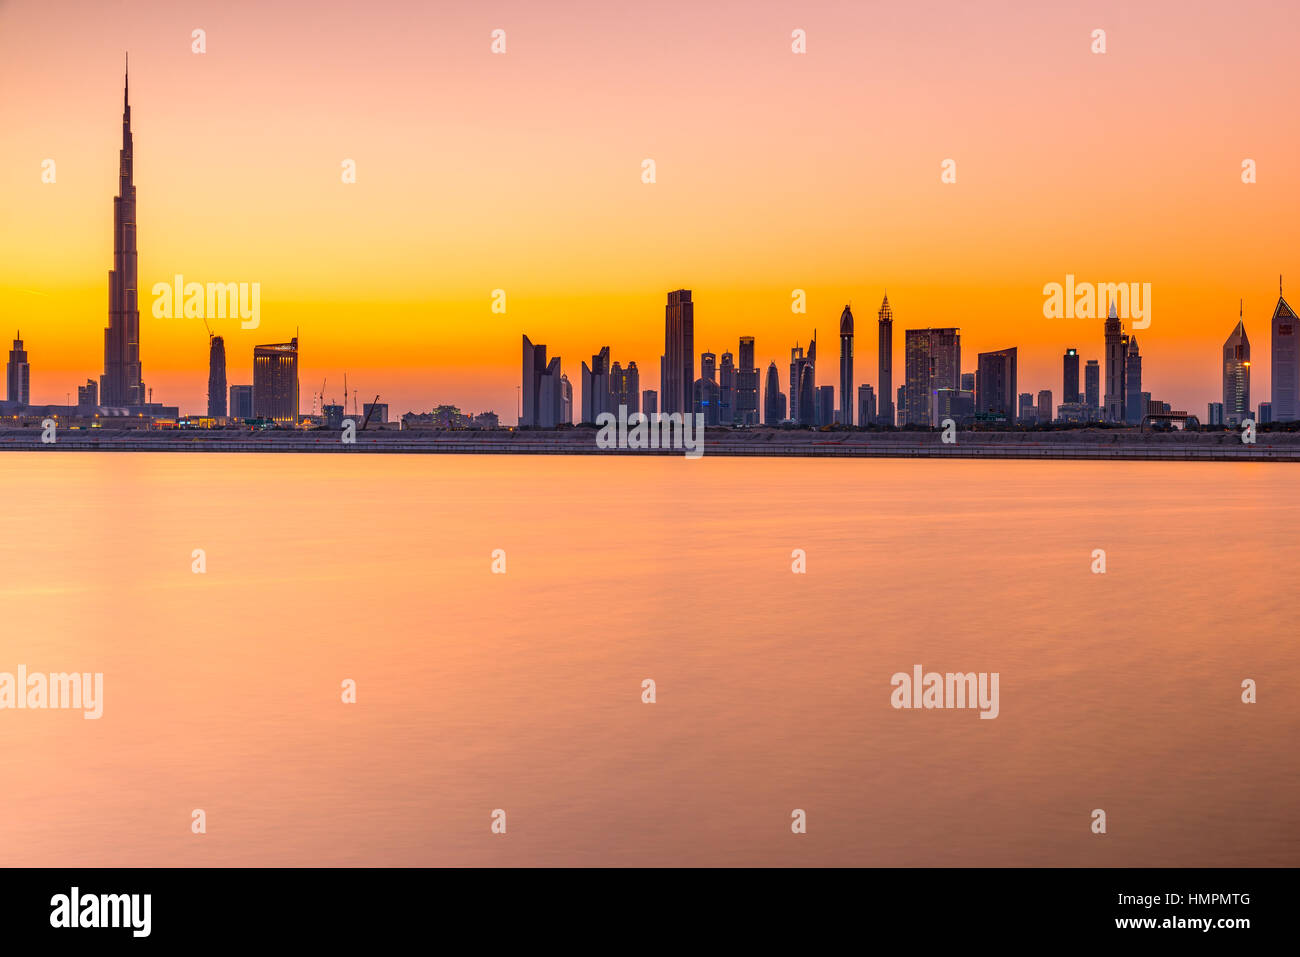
[[1223, 304, 1251, 427], [838, 305, 854, 425], [1103, 300, 1127, 424], [101, 55, 145, 408], [877, 294, 893, 425]]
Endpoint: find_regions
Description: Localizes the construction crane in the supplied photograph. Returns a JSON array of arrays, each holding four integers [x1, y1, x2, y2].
[[315, 377, 327, 416], [360, 394, 380, 431]]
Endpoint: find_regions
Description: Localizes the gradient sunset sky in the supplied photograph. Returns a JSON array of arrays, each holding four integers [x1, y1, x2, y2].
[[1, 0, 1297, 418]]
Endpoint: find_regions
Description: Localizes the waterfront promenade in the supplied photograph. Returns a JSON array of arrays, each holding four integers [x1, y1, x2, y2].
[[1, 426, 1297, 461]]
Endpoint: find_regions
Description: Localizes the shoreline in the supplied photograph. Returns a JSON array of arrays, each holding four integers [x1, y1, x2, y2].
[[1, 428, 1296, 461]]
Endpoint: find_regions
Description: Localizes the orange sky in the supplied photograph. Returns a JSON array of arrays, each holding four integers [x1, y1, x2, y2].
[[1, 0, 1297, 418]]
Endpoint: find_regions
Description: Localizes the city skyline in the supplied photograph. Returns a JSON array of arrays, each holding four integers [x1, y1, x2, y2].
[[2, 0, 1298, 419]]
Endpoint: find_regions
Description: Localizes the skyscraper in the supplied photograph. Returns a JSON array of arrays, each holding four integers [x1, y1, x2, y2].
[[903, 327, 960, 426], [1270, 278, 1297, 422], [78, 380, 98, 411], [612, 360, 640, 414], [1104, 301, 1127, 424], [976, 348, 1017, 421], [252, 337, 299, 425], [764, 362, 784, 424], [694, 350, 721, 425], [798, 360, 817, 426], [207, 334, 226, 417], [641, 389, 656, 415], [521, 334, 563, 427], [817, 385, 834, 427], [229, 384, 252, 419], [735, 336, 759, 425], [663, 290, 694, 415], [1223, 311, 1251, 427], [858, 384, 875, 426], [1037, 389, 1053, 425], [581, 346, 612, 423], [718, 351, 735, 424], [1062, 349, 1080, 404], [877, 295, 893, 425], [101, 59, 145, 408], [789, 336, 815, 425], [1085, 359, 1100, 413], [560, 374, 573, 425], [1124, 336, 1143, 425], [839, 305, 854, 425], [6, 332, 29, 406]]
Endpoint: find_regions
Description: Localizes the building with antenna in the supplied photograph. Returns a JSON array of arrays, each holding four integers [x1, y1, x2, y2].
[[252, 337, 299, 425], [1224, 307, 1251, 427], [6, 332, 29, 406], [207, 333, 226, 417]]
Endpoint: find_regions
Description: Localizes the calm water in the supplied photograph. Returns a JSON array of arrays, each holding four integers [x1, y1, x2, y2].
[[1, 453, 1296, 866]]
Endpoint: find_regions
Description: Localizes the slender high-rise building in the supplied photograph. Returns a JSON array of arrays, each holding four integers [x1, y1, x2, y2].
[[6, 332, 29, 406], [1085, 359, 1100, 414], [735, 336, 759, 425], [1103, 301, 1127, 423], [1271, 277, 1298, 422], [1223, 309, 1251, 426], [877, 295, 893, 425], [1062, 349, 1080, 404], [763, 362, 784, 424], [207, 334, 226, 417], [839, 305, 854, 425], [663, 290, 694, 415], [789, 337, 815, 425], [581, 346, 612, 423], [718, 351, 735, 424], [858, 384, 875, 426], [1124, 336, 1143, 425], [101, 58, 145, 408]]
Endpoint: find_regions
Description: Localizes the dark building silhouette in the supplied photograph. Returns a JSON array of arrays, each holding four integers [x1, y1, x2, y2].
[[877, 295, 894, 425], [642, 389, 657, 415], [858, 383, 875, 425], [1062, 348, 1080, 404], [101, 59, 145, 407], [1103, 301, 1127, 423], [764, 362, 785, 424], [1271, 278, 1297, 422], [252, 337, 299, 425], [718, 351, 735, 424], [6, 331, 29, 405], [581, 346, 612, 423], [1124, 336, 1143, 425], [1085, 359, 1100, 413], [817, 385, 834, 427], [229, 384, 253, 419], [521, 334, 563, 427], [693, 350, 721, 426], [207, 334, 226, 417], [662, 290, 694, 415], [839, 305, 854, 425], [735, 336, 759, 425], [976, 347, 1017, 421], [612, 360, 640, 414], [77, 379, 98, 411]]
